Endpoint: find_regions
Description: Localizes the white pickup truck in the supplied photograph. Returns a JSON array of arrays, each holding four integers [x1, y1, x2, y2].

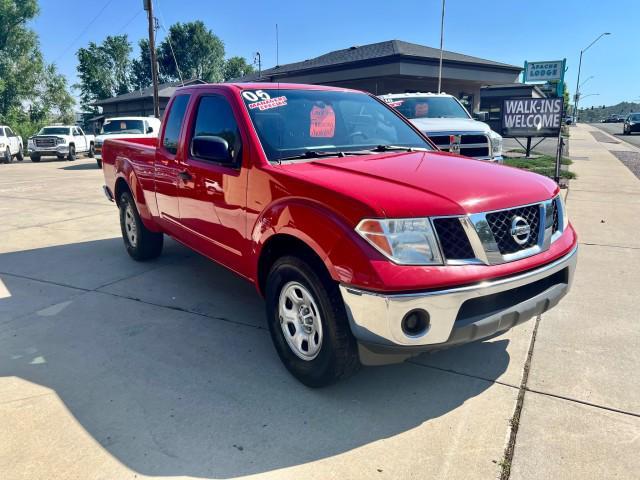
[[379, 92, 503, 162], [28, 125, 95, 162], [94, 116, 161, 168], [0, 126, 24, 163]]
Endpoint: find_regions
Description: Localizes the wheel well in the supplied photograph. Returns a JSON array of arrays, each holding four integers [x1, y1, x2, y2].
[[114, 178, 131, 206], [257, 234, 329, 296]]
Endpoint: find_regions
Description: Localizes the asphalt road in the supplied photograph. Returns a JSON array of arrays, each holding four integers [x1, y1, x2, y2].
[[590, 122, 640, 149]]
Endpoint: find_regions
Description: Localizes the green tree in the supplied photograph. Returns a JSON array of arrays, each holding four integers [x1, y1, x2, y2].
[[223, 56, 255, 81], [0, 0, 74, 139], [76, 35, 132, 112], [158, 21, 225, 82]]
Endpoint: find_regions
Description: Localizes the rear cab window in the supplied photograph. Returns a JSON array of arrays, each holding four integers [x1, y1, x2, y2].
[[162, 94, 191, 154]]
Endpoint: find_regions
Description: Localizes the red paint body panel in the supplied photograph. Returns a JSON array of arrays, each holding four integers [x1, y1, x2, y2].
[[102, 83, 578, 294]]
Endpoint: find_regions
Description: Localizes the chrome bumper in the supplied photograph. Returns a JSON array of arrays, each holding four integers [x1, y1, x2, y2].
[[340, 245, 577, 357]]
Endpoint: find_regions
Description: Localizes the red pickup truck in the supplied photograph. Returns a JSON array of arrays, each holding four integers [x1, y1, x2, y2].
[[101, 83, 577, 387]]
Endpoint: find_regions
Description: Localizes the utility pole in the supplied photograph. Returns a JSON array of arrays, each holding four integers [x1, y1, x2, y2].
[[254, 52, 262, 79], [573, 32, 610, 123], [437, 0, 446, 93], [144, 0, 160, 118]]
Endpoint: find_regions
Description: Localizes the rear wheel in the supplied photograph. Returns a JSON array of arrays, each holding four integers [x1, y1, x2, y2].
[[265, 255, 359, 387], [30, 154, 41, 162], [88, 143, 95, 158], [118, 191, 163, 261], [67, 144, 76, 161], [16, 147, 24, 161]]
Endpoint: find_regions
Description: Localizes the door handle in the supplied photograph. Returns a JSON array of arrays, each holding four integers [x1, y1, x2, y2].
[[178, 170, 192, 182]]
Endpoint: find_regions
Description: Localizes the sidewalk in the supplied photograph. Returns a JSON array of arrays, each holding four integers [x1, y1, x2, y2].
[[510, 124, 640, 478]]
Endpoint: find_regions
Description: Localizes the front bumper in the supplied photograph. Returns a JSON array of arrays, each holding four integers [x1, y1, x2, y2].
[[340, 245, 577, 364], [29, 146, 69, 155]]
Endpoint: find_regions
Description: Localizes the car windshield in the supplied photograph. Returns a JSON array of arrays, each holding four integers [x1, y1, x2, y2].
[[38, 127, 70, 135], [384, 96, 470, 119], [630, 114, 640, 121], [101, 119, 145, 135], [241, 89, 431, 162]]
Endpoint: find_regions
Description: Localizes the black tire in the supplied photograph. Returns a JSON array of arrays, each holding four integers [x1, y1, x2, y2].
[[16, 147, 24, 161], [67, 144, 76, 161], [30, 154, 41, 162], [2, 148, 10, 164], [265, 255, 360, 387], [57, 154, 65, 160], [96, 158, 102, 169], [118, 191, 163, 261], [88, 143, 95, 158]]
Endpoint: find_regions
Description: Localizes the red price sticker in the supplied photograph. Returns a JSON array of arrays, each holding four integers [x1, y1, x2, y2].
[[309, 105, 336, 138]]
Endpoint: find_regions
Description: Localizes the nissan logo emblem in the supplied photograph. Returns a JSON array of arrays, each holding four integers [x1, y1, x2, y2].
[[510, 216, 531, 245]]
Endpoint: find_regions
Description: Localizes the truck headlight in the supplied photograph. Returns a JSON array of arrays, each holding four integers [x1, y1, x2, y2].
[[488, 130, 502, 157], [356, 218, 443, 265], [56, 137, 66, 145], [557, 194, 569, 230]]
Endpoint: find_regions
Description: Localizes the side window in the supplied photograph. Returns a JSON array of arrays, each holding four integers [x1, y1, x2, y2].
[[78, 127, 84, 136], [163, 95, 190, 154], [0, 128, 4, 136], [190, 95, 242, 165], [5, 127, 13, 136], [73, 127, 80, 135]]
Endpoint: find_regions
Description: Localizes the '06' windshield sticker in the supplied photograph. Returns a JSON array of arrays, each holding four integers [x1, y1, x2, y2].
[[384, 99, 404, 108], [248, 96, 288, 111]]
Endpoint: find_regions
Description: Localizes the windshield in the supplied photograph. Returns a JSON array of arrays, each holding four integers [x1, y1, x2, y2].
[[101, 119, 145, 135], [240, 89, 431, 162], [384, 96, 470, 120], [630, 114, 640, 122], [38, 127, 71, 135]]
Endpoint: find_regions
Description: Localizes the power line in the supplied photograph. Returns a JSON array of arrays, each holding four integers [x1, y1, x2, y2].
[[154, 0, 183, 85], [53, 0, 115, 64]]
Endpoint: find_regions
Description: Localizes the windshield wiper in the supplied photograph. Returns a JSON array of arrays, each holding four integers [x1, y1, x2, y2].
[[368, 145, 427, 152], [276, 150, 369, 162]]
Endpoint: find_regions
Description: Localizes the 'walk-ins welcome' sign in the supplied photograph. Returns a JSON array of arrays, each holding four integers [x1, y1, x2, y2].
[[502, 98, 563, 137]]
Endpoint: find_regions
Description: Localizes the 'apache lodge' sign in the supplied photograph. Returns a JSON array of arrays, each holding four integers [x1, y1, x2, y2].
[[502, 98, 563, 138]]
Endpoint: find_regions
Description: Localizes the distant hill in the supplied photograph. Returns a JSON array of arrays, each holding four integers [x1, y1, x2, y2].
[[578, 101, 640, 122]]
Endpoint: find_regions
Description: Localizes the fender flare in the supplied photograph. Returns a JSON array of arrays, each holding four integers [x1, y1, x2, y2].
[[114, 158, 161, 232], [251, 198, 383, 289]]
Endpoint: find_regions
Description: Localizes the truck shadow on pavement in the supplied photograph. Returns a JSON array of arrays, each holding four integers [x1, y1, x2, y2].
[[0, 238, 511, 478]]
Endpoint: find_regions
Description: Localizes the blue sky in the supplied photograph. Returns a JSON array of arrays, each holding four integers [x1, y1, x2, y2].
[[32, 0, 638, 108]]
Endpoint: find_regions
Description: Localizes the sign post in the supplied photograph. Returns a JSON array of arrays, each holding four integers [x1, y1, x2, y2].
[[519, 59, 567, 184]]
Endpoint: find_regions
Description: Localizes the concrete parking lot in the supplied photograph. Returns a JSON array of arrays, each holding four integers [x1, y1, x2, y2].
[[1, 127, 639, 479]]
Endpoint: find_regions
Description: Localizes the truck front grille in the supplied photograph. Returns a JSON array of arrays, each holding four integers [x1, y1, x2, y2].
[[433, 218, 475, 259], [427, 133, 490, 159], [34, 137, 56, 148], [433, 196, 563, 265], [485, 205, 540, 254]]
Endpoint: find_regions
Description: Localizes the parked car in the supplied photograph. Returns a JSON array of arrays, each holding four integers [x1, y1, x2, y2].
[[379, 92, 503, 162], [623, 113, 640, 135], [94, 116, 161, 168], [602, 114, 625, 123], [28, 125, 95, 162], [0, 125, 24, 163], [101, 83, 578, 387]]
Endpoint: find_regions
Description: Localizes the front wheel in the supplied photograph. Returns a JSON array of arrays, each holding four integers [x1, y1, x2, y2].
[[88, 144, 95, 158], [16, 148, 24, 161], [265, 255, 359, 387], [30, 154, 41, 162], [3, 148, 10, 164], [96, 158, 102, 169], [118, 191, 163, 261], [67, 145, 76, 161]]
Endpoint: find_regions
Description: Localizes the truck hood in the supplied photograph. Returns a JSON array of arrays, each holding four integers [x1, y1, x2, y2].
[[410, 117, 491, 134], [96, 133, 150, 143], [278, 151, 558, 219]]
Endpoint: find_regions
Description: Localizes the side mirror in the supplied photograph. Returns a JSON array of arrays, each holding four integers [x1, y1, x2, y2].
[[473, 111, 489, 122], [191, 135, 233, 163], [147, 126, 154, 133]]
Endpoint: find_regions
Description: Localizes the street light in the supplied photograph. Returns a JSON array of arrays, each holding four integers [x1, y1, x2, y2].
[[574, 32, 611, 123], [579, 75, 594, 89]]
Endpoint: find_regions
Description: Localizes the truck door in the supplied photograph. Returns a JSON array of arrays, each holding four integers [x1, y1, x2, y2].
[[73, 127, 87, 152], [177, 92, 248, 271], [155, 94, 190, 226]]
